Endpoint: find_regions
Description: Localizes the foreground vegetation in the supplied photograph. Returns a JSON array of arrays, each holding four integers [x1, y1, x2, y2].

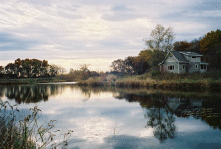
[[0, 100, 72, 148]]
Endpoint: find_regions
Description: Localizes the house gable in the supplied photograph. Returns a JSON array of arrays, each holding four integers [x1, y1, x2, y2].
[[165, 53, 178, 63]]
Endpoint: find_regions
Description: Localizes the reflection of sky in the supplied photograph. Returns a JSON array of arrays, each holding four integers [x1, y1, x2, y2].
[[4, 85, 221, 149]]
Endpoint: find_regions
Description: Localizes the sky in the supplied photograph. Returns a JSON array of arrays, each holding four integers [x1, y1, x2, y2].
[[0, 0, 220, 72]]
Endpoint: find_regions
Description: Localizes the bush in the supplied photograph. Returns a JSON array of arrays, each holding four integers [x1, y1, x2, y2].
[[106, 74, 117, 85]]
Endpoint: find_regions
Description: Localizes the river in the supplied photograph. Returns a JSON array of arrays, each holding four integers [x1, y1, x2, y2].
[[0, 83, 221, 148]]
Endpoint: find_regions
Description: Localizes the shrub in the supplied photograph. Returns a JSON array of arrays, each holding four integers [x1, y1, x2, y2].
[[106, 74, 117, 85]]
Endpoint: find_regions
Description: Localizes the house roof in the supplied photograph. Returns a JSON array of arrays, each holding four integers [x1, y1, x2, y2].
[[158, 51, 207, 66], [171, 51, 189, 63], [158, 51, 189, 65], [179, 51, 203, 57], [200, 62, 209, 65]]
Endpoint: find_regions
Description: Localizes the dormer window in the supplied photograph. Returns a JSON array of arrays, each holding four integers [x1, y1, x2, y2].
[[192, 56, 196, 58]]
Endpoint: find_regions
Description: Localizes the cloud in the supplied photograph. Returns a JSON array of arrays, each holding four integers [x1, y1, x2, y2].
[[0, 0, 220, 71], [0, 32, 42, 51], [112, 5, 133, 11]]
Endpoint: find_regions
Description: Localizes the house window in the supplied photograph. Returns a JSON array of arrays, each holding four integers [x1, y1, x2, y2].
[[192, 56, 196, 58], [201, 65, 207, 69], [182, 65, 185, 70], [195, 64, 198, 69], [168, 65, 174, 70]]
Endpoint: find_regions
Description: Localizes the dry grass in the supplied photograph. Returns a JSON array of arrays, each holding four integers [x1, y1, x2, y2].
[[0, 100, 72, 149], [77, 71, 221, 91]]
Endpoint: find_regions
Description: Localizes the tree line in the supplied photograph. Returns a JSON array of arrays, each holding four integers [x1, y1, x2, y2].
[[0, 58, 64, 78], [111, 24, 221, 75]]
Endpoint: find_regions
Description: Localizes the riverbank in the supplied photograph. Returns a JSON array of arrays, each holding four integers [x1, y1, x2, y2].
[[1, 72, 221, 91], [77, 72, 221, 91], [0, 77, 63, 85]]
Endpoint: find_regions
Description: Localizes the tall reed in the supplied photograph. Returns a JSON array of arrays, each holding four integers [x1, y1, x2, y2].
[[0, 100, 72, 149]]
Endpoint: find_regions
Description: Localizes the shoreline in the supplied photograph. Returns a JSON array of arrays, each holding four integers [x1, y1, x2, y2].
[[76, 77, 221, 92], [0, 77, 220, 92], [0, 77, 62, 85]]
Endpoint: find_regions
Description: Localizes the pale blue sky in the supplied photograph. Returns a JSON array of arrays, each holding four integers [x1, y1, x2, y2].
[[0, 0, 220, 71]]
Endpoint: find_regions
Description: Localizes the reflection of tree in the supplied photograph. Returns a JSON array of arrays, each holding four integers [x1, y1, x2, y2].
[[114, 92, 176, 143], [0, 86, 4, 98], [114, 93, 154, 108], [80, 87, 91, 103], [77, 86, 117, 103], [4, 85, 61, 104], [182, 99, 221, 130], [145, 107, 175, 143]]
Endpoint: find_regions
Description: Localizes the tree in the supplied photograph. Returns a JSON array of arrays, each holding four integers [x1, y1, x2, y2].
[[0, 66, 4, 74], [124, 56, 136, 74], [110, 59, 126, 74], [149, 50, 166, 69], [5, 63, 17, 75], [0, 66, 4, 78], [3, 58, 60, 78], [173, 41, 191, 51], [200, 29, 221, 70], [134, 50, 152, 74], [144, 24, 174, 52], [200, 29, 221, 52], [134, 49, 166, 73]]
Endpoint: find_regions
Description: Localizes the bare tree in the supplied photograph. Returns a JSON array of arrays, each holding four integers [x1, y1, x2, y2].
[[144, 24, 174, 52]]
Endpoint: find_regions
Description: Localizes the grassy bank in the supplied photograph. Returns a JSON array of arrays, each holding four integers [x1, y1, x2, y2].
[[115, 77, 221, 91], [77, 71, 221, 91], [0, 77, 62, 85]]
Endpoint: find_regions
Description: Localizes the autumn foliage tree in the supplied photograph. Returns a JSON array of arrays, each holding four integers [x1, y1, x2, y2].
[[3, 58, 63, 78], [173, 41, 191, 51], [200, 29, 221, 70]]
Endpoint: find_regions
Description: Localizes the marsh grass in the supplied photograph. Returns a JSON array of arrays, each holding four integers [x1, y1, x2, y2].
[[77, 77, 108, 86], [0, 100, 72, 149], [77, 71, 221, 91]]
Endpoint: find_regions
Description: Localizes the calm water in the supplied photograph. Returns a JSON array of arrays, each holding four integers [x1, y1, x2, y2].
[[1, 83, 221, 149]]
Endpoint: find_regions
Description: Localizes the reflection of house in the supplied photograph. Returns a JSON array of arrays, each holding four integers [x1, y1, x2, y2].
[[165, 98, 203, 117], [158, 51, 209, 74]]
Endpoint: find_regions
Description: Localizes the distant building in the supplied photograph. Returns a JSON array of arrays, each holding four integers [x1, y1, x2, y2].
[[158, 51, 208, 74]]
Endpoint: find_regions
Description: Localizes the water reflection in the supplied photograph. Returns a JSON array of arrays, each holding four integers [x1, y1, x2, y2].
[[145, 104, 176, 143], [111, 88, 221, 142], [1, 84, 221, 146], [1, 85, 61, 104]]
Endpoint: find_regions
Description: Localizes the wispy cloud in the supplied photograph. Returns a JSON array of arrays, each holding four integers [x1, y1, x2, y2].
[[0, 0, 220, 71]]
